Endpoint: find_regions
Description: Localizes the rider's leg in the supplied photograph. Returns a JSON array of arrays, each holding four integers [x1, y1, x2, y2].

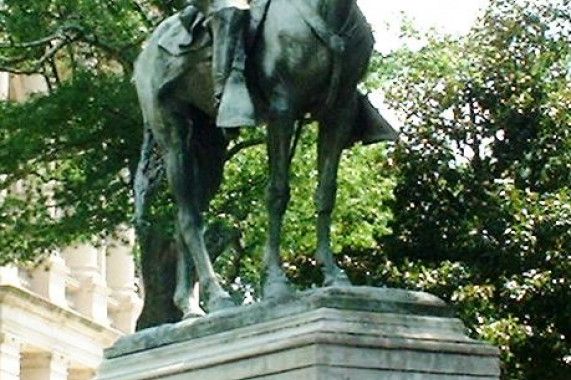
[[210, 6, 256, 128]]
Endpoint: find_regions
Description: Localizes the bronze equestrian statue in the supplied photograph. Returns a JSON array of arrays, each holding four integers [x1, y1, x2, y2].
[[133, 0, 397, 321]]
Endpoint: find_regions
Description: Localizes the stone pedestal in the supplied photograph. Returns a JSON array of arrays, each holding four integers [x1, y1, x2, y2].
[[97, 287, 500, 380]]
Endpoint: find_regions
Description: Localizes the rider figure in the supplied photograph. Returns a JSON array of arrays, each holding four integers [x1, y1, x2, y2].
[[183, 0, 256, 128]]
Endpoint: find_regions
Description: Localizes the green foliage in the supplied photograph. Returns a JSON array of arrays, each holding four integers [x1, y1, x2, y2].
[[0, 0, 152, 75], [0, 1, 187, 264], [376, 0, 570, 378], [0, 72, 140, 263]]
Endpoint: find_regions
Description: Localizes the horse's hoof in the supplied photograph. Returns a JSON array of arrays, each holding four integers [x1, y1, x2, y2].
[[204, 281, 235, 312], [324, 268, 352, 287], [182, 305, 206, 319], [263, 271, 293, 301], [207, 293, 235, 312]]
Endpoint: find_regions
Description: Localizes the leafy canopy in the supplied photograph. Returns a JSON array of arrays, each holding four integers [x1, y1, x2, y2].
[[376, 0, 570, 378]]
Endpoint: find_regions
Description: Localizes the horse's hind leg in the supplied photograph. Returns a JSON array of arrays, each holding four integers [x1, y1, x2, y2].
[[174, 118, 228, 317], [156, 100, 234, 312], [316, 100, 357, 287], [173, 226, 204, 318], [263, 101, 296, 300]]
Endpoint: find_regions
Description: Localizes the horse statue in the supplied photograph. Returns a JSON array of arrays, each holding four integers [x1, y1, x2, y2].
[[133, 0, 397, 322]]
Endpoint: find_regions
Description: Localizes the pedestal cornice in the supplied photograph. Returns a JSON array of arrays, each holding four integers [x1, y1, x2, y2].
[[99, 287, 500, 380]]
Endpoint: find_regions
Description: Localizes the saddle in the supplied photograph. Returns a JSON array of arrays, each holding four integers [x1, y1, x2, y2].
[[157, 1, 269, 57], [158, 6, 209, 56]]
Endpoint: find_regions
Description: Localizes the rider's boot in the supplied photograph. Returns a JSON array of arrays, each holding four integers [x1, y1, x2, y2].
[[211, 7, 256, 128]]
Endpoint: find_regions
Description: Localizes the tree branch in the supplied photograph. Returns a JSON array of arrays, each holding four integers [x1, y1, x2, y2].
[[30, 36, 77, 73], [0, 54, 30, 65], [42, 70, 54, 93], [0, 66, 41, 75], [1, 21, 140, 76], [47, 59, 61, 87], [131, 0, 155, 27], [0, 33, 61, 49], [225, 138, 265, 162]]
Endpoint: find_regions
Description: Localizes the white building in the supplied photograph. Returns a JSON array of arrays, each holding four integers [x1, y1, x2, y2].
[[0, 72, 47, 102], [0, 73, 143, 380]]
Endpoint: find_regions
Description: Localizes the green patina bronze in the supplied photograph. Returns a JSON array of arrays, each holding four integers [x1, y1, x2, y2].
[[133, 0, 397, 323]]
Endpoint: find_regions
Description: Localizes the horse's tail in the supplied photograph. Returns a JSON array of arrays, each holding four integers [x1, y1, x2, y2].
[[350, 93, 398, 146], [133, 124, 164, 232]]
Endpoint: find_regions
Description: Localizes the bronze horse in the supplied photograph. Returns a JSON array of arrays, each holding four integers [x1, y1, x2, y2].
[[133, 0, 396, 318]]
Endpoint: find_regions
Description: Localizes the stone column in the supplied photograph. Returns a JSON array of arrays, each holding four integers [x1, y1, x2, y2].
[[0, 72, 9, 100], [21, 352, 68, 380], [68, 367, 95, 380], [0, 265, 21, 287], [63, 243, 109, 325], [30, 254, 69, 308], [0, 334, 20, 380], [8, 74, 48, 101], [106, 227, 142, 333]]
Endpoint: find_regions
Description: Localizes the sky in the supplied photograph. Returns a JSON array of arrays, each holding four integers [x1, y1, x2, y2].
[[355, 0, 490, 127], [357, 0, 490, 52]]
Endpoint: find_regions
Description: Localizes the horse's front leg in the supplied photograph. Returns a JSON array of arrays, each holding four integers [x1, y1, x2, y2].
[[316, 103, 356, 287], [158, 103, 234, 313], [263, 107, 295, 300]]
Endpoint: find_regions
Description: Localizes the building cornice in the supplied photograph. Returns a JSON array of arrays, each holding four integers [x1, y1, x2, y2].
[[0, 285, 122, 367]]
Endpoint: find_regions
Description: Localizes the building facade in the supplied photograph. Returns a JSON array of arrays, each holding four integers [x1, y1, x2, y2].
[[0, 73, 143, 380]]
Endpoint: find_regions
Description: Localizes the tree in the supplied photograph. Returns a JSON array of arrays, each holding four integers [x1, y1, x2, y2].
[[0, 0, 157, 262], [374, 0, 570, 378]]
